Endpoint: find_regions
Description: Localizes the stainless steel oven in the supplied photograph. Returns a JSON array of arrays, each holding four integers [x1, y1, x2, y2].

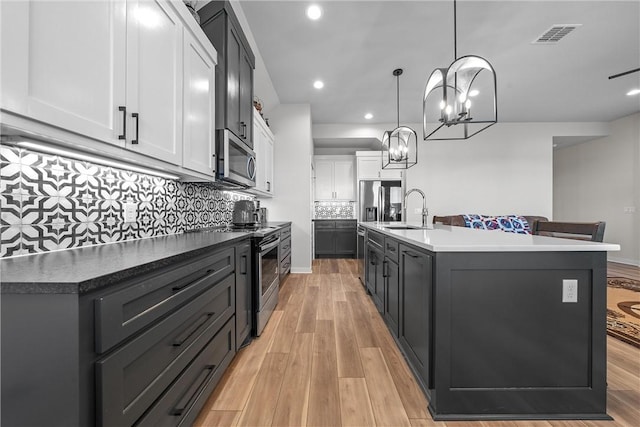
[[256, 232, 280, 335], [216, 129, 256, 188]]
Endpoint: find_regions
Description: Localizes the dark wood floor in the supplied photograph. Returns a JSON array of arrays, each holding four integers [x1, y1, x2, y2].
[[194, 260, 640, 427]]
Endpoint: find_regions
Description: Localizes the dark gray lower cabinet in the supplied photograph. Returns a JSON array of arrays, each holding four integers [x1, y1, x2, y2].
[[314, 220, 357, 258], [365, 241, 384, 312], [235, 242, 252, 348], [399, 244, 432, 390], [279, 225, 292, 279], [97, 274, 235, 426], [367, 229, 608, 420], [383, 256, 400, 336], [0, 239, 249, 427], [136, 318, 235, 427]]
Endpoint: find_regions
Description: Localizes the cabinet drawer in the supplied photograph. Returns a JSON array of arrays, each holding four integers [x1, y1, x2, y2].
[[314, 221, 335, 229], [280, 253, 291, 276], [137, 318, 236, 427], [368, 230, 384, 248], [95, 247, 234, 353], [96, 275, 235, 427], [280, 236, 292, 257], [385, 237, 399, 263], [280, 225, 292, 238], [335, 220, 356, 229]]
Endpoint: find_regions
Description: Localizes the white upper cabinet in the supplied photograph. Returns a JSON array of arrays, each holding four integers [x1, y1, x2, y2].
[[333, 161, 355, 199], [0, 0, 127, 145], [181, 26, 216, 176], [252, 109, 274, 196], [356, 152, 403, 180], [125, 0, 183, 165], [314, 157, 355, 201], [315, 160, 335, 200], [0, 0, 217, 177]]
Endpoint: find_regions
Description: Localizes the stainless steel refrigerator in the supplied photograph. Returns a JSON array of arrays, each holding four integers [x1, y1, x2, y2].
[[358, 180, 403, 222]]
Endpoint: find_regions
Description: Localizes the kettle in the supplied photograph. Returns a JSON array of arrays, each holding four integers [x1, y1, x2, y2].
[[232, 200, 258, 226]]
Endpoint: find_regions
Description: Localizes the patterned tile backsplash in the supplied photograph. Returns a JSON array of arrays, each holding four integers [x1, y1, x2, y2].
[[0, 144, 252, 258], [314, 201, 356, 219]]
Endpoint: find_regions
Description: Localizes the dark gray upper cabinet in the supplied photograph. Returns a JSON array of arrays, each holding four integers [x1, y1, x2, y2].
[[200, 1, 255, 148]]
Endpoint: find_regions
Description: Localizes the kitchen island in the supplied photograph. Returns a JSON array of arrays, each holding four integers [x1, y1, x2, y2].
[[361, 222, 620, 421]]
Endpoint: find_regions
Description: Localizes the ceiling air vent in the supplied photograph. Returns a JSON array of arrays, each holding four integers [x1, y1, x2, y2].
[[532, 24, 581, 44]]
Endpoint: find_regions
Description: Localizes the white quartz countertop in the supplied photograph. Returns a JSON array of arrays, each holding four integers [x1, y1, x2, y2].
[[361, 222, 621, 253]]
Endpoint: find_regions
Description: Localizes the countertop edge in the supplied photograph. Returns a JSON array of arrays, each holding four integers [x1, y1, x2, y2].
[[1, 232, 252, 295], [360, 222, 621, 253]]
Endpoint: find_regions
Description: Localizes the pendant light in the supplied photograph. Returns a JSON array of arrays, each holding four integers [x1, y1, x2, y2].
[[382, 68, 418, 169], [423, 0, 497, 140]]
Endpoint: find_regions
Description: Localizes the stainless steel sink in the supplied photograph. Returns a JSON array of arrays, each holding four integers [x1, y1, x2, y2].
[[383, 224, 424, 230]]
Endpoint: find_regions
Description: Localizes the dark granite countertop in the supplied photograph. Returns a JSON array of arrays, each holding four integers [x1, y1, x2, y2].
[[2, 222, 295, 295], [268, 221, 292, 227], [0, 231, 253, 295]]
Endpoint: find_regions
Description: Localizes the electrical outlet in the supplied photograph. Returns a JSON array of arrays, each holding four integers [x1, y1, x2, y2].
[[562, 279, 578, 303], [623, 206, 636, 213], [124, 202, 137, 223]]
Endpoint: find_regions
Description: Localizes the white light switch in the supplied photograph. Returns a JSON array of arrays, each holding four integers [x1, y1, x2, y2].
[[562, 279, 578, 303], [124, 202, 137, 223]]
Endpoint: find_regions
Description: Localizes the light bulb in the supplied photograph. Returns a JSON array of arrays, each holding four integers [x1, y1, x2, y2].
[[468, 89, 480, 97], [364, 113, 373, 120], [306, 5, 322, 20], [313, 80, 324, 89], [458, 93, 466, 103], [439, 100, 446, 110], [445, 105, 452, 115], [465, 99, 471, 109]]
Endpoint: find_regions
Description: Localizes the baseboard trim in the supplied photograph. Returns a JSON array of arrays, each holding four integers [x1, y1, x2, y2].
[[608, 256, 640, 267], [291, 267, 312, 274]]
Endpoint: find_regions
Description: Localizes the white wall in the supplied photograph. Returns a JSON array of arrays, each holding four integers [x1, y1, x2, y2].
[[259, 104, 313, 273], [554, 113, 640, 266], [314, 121, 610, 225]]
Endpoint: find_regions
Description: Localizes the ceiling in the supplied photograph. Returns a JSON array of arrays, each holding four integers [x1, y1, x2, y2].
[[238, 0, 640, 130]]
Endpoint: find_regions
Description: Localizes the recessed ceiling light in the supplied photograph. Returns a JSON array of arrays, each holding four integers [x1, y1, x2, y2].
[[306, 4, 322, 20], [364, 113, 373, 120], [627, 88, 640, 96], [313, 80, 324, 89]]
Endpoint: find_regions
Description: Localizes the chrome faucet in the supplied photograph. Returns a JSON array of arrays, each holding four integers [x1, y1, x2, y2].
[[403, 188, 428, 227]]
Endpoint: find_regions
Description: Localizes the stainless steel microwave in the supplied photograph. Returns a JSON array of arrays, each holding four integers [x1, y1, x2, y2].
[[216, 129, 256, 188]]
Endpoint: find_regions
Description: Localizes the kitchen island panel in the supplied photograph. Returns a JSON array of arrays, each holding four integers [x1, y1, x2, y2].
[[431, 250, 609, 420]]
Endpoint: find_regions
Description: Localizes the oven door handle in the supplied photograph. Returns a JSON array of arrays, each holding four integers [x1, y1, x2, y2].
[[260, 237, 280, 253]]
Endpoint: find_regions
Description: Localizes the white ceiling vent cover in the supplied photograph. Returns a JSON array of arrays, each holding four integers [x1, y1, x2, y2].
[[533, 24, 582, 44]]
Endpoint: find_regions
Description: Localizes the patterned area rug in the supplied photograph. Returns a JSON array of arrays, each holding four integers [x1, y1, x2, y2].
[[607, 277, 640, 348]]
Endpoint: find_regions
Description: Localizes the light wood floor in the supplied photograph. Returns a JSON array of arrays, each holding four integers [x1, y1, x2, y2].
[[194, 260, 640, 427]]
